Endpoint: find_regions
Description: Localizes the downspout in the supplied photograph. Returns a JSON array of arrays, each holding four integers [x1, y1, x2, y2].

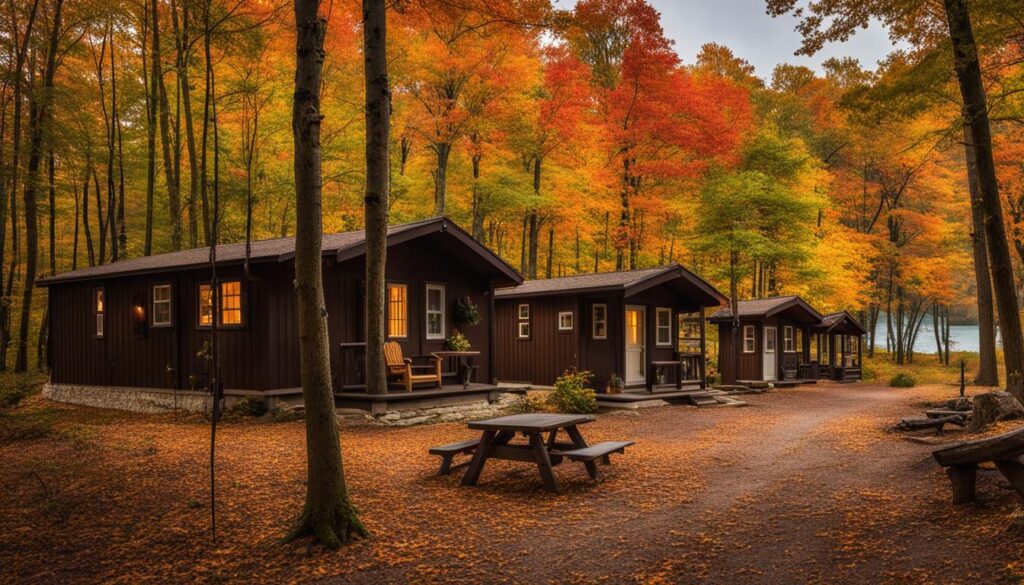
[[488, 286, 496, 384]]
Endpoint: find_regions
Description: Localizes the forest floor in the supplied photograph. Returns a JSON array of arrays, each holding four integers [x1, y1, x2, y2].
[[2, 378, 1024, 584]]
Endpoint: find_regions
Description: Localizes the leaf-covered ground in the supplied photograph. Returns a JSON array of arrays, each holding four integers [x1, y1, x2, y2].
[[2, 382, 1023, 584]]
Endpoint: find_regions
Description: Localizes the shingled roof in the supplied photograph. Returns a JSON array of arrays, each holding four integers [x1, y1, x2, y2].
[[494, 264, 726, 305], [38, 217, 523, 286], [709, 296, 823, 322], [818, 311, 868, 334]]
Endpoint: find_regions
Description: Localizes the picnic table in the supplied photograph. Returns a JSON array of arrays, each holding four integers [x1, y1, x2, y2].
[[454, 413, 632, 493]]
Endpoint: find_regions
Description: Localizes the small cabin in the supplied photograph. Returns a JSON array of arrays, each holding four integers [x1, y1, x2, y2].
[[813, 311, 867, 381], [38, 217, 523, 414], [493, 264, 726, 393], [710, 296, 824, 385]]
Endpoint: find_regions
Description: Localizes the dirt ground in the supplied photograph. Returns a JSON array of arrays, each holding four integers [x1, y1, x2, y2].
[[2, 382, 1023, 584]]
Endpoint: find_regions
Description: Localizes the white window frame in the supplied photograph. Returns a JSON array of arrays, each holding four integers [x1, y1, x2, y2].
[[518, 321, 530, 339], [765, 327, 777, 353], [425, 284, 446, 340], [558, 311, 574, 331], [655, 307, 672, 346], [783, 326, 795, 353], [742, 325, 755, 353], [151, 284, 173, 327], [592, 303, 607, 340], [518, 303, 530, 320]]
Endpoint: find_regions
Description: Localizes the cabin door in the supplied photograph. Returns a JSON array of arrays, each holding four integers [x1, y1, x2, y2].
[[625, 306, 646, 385], [763, 326, 777, 381]]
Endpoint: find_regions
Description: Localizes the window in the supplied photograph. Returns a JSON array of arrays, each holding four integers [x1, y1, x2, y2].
[[94, 288, 105, 338], [425, 284, 445, 339], [387, 284, 408, 338], [518, 321, 530, 339], [783, 326, 795, 352], [151, 284, 172, 326], [592, 303, 607, 339], [558, 311, 574, 331], [764, 327, 777, 353], [743, 325, 755, 353], [518, 304, 530, 320], [678, 312, 702, 354], [656, 308, 672, 346], [198, 281, 243, 326]]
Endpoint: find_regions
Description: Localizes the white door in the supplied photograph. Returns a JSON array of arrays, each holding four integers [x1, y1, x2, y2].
[[625, 306, 646, 385], [763, 326, 777, 381]]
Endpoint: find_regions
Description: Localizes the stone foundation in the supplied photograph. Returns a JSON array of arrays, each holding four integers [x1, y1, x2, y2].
[[43, 383, 221, 414], [368, 393, 520, 427]]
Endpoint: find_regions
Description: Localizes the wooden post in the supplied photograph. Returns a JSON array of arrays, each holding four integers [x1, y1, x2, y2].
[[960, 359, 966, 397]]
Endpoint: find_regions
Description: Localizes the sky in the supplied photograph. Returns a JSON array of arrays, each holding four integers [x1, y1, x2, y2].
[[555, 0, 901, 80]]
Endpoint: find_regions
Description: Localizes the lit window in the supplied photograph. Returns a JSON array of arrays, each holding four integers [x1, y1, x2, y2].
[[656, 308, 672, 346], [152, 284, 172, 326], [198, 281, 243, 326], [425, 284, 445, 339], [518, 304, 529, 320], [558, 311, 574, 331], [592, 303, 607, 339], [94, 288, 105, 337], [743, 325, 755, 353], [518, 321, 530, 338], [387, 284, 408, 338], [784, 326, 795, 352]]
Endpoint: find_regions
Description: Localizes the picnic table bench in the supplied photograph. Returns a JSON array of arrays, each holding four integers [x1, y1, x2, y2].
[[933, 426, 1024, 504], [430, 413, 632, 493]]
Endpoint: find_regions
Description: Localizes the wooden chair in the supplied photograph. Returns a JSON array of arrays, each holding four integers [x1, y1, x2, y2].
[[384, 341, 442, 392]]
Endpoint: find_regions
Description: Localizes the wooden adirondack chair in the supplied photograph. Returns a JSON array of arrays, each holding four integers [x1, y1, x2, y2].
[[384, 341, 442, 392]]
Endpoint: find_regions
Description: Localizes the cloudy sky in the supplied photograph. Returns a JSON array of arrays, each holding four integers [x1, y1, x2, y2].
[[556, 0, 900, 80]]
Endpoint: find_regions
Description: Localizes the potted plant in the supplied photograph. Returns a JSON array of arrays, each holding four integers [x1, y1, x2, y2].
[[454, 296, 481, 327], [445, 329, 471, 351], [606, 373, 624, 395]]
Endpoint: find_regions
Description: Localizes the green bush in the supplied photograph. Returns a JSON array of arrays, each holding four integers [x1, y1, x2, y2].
[[550, 368, 597, 414], [445, 329, 471, 351], [229, 396, 268, 418], [861, 367, 877, 381], [510, 392, 555, 414], [889, 373, 916, 388]]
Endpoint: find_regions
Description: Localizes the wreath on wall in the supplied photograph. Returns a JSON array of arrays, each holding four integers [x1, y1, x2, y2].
[[454, 296, 481, 327]]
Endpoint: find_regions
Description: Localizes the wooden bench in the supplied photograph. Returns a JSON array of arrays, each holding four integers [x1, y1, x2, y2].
[[933, 427, 1024, 504], [429, 439, 480, 476], [552, 440, 634, 469]]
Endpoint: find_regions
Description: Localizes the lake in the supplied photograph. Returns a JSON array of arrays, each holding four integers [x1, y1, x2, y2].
[[872, 319, 988, 354]]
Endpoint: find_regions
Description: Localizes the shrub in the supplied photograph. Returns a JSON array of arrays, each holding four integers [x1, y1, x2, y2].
[[550, 368, 597, 414], [445, 329, 471, 351], [229, 396, 268, 418], [510, 392, 555, 414], [454, 296, 481, 326], [861, 367, 877, 382], [889, 373, 916, 388]]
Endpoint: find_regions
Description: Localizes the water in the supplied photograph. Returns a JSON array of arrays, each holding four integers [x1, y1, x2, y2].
[[872, 319, 987, 354]]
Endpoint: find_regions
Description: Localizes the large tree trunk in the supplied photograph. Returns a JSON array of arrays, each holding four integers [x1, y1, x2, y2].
[[963, 127, 999, 385], [286, 0, 366, 548], [17, 0, 63, 372], [432, 141, 450, 216], [363, 0, 390, 396], [142, 0, 156, 256], [944, 0, 1024, 399], [171, 0, 200, 248]]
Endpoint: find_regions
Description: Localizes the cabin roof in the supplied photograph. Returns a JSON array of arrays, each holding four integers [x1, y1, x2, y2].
[[38, 217, 524, 287], [709, 296, 824, 323], [494, 264, 727, 306], [816, 311, 868, 335]]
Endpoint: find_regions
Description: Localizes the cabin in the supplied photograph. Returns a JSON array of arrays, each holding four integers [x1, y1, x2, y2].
[[38, 217, 523, 414], [709, 296, 824, 385], [812, 311, 867, 381], [492, 264, 726, 396]]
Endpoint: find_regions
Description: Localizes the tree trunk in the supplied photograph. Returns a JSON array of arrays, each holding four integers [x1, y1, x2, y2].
[[944, 0, 1024, 399], [963, 127, 999, 385], [17, 0, 63, 372], [432, 141, 450, 216], [285, 0, 366, 548], [363, 0, 390, 396], [154, 0, 182, 250], [528, 212, 539, 280], [728, 250, 740, 385], [171, 0, 200, 248], [82, 167, 94, 266], [519, 213, 527, 274], [545, 227, 553, 279], [142, 0, 156, 256]]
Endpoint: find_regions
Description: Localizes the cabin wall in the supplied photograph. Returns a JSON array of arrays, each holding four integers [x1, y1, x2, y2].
[[494, 295, 580, 386], [717, 319, 763, 382]]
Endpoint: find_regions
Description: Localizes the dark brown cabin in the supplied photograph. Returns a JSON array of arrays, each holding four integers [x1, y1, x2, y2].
[[812, 311, 867, 381], [710, 296, 824, 385], [38, 217, 522, 412], [492, 265, 726, 392]]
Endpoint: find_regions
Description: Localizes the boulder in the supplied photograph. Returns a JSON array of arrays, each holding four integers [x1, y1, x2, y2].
[[970, 391, 1024, 432], [946, 396, 973, 412]]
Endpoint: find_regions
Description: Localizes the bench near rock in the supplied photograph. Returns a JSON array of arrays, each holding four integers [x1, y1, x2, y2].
[[933, 426, 1024, 504]]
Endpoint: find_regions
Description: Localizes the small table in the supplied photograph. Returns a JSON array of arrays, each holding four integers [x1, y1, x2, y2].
[[460, 413, 596, 493], [431, 350, 481, 388]]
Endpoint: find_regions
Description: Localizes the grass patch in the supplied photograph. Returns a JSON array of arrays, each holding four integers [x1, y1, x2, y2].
[[0, 371, 47, 409], [0, 408, 59, 442], [863, 351, 986, 386]]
